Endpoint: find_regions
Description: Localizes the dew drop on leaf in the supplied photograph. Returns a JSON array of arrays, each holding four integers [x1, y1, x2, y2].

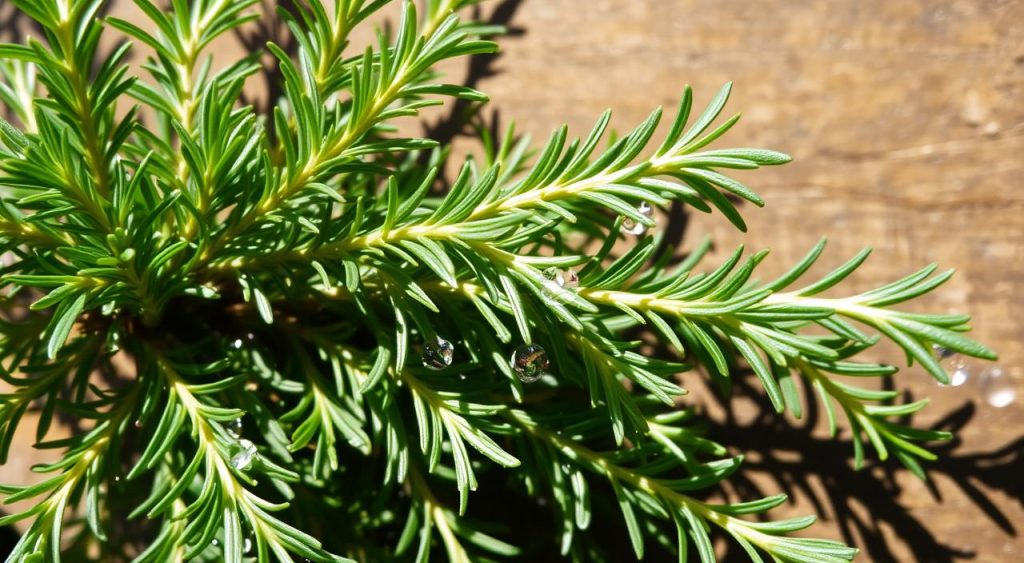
[[932, 344, 954, 358], [511, 343, 549, 383], [933, 345, 968, 387], [230, 439, 258, 471], [543, 267, 579, 290], [542, 268, 580, 302], [620, 201, 653, 236], [422, 337, 454, 370], [948, 364, 970, 387], [226, 417, 243, 439], [978, 366, 1016, 408]]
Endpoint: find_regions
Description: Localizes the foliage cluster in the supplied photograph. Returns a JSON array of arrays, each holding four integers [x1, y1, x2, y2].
[[0, 1, 993, 561]]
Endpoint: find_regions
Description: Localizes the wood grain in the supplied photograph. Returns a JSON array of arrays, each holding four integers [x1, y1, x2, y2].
[[472, 1, 1023, 560]]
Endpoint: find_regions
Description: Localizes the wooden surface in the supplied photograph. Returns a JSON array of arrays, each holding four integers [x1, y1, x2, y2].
[[2, 0, 1022, 561], [475, 1, 1024, 561]]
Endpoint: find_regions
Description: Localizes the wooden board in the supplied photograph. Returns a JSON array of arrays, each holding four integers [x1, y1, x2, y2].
[[473, 1, 1023, 560]]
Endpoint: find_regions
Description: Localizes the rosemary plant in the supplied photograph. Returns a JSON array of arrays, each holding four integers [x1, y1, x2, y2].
[[0, 1, 996, 561]]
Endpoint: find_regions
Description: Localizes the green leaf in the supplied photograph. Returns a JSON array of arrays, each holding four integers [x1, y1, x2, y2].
[[46, 293, 86, 359], [253, 287, 274, 324]]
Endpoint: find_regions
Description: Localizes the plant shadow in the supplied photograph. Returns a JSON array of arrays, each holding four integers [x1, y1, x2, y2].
[[420, 0, 525, 153], [706, 372, 1022, 562]]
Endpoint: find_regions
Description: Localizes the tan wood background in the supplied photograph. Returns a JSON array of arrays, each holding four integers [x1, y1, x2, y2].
[[482, 2, 1024, 561], [478, 2, 1023, 561], [2, 0, 1022, 561]]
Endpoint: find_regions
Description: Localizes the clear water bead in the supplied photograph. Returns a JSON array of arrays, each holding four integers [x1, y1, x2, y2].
[[932, 344, 956, 361], [947, 364, 970, 387], [230, 439, 258, 471], [620, 202, 654, 236], [226, 418, 243, 439], [543, 267, 579, 290], [978, 367, 1016, 408], [243, 537, 253, 554], [933, 344, 968, 387], [422, 337, 454, 370], [542, 267, 580, 301], [511, 343, 549, 383]]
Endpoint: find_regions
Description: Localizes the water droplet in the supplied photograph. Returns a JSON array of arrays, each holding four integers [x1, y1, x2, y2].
[[543, 267, 579, 290], [932, 344, 956, 360], [947, 364, 970, 387], [226, 418, 243, 439], [978, 366, 1016, 408], [620, 202, 654, 236], [511, 344, 549, 383], [133, 419, 143, 428], [243, 536, 253, 554], [542, 268, 580, 301], [230, 439, 258, 471], [113, 475, 122, 483], [422, 337, 454, 370], [933, 345, 968, 387], [232, 339, 244, 350], [212, 538, 219, 547]]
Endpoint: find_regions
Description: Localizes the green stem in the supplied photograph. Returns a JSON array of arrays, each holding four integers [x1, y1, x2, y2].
[[55, 9, 111, 203], [507, 410, 793, 555], [795, 359, 938, 462], [407, 467, 471, 563], [195, 3, 462, 271], [158, 358, 299, 560]]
